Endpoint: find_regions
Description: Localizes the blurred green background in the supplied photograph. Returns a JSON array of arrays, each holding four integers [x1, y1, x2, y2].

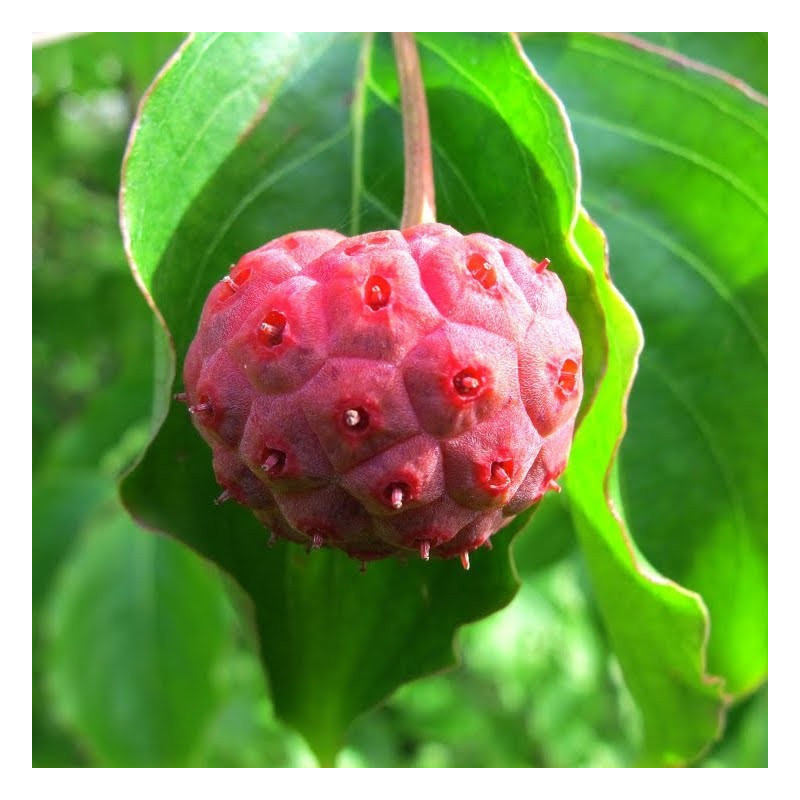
[[32, 32, 767, 767]]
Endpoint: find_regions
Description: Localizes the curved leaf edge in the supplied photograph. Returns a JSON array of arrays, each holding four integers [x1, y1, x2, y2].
[[511, 33, 731, 764], [118, 32, 195, 450], [574, 210, 729, 764]]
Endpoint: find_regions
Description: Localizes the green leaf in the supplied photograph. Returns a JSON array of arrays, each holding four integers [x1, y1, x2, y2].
[[700, 684, 767, 767], [120, 31, 608, 763], [45, 506, 231, 766], [566, 210, 725, 765], [524, 32, 767, 699], [510, 493, 576, 578]]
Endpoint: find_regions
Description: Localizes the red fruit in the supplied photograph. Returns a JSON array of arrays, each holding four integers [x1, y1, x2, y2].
[[181, 224, 583, 566]]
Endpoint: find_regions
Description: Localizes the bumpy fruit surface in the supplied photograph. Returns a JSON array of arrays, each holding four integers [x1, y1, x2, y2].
[[181, 223, 583, 567]]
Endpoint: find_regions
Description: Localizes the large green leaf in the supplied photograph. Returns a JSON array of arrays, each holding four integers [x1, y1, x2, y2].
[[524, 32, 767, 699], [45, 506, 231, 766], [119, 32, 730, 765]]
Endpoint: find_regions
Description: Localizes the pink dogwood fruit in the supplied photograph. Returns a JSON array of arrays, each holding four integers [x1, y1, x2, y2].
[[180, 223, 583, 569]]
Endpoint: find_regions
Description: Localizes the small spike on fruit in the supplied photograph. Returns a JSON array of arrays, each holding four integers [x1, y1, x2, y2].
[[488, 460, 513, 491], [419, 540, 431, 561], [311, 532, 324, 550], [267, 531, 276, 547], [259, 310, 287, 347], [188, 401, 212, 416], [548, 479, 562, 493], [261, 449, 286, 475], [360, 561, 367, 574], [343, 407, 369, 431], [484, 539, 493, 550], [386, 483, 409, 510], [390, 486, 404, 509], [460, 551, 470, 570], [260, 321, 281, 338], [214, 489, 232, 505], [534, 258, 550, 274], [453, 367, 484, 399], [222, 275, 238, 292], [174, 392, 189, 404]]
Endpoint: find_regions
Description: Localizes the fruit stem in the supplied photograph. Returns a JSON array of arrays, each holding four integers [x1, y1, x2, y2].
[[392, 33, 436, 228]]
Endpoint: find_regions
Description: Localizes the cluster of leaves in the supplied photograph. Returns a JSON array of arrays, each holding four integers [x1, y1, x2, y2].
[[33, 32, 766, 767]]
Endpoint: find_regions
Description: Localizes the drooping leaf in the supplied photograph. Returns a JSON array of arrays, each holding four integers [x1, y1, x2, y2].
[[524, 32, 767, 699], [45, 506, 231, 766], [566, 210, 725, 765], [33, 475, 113, 766], [119, 31, 605, 763]]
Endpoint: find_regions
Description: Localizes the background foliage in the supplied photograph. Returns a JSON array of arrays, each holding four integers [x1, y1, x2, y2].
[[32, 32, 767, 767]]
